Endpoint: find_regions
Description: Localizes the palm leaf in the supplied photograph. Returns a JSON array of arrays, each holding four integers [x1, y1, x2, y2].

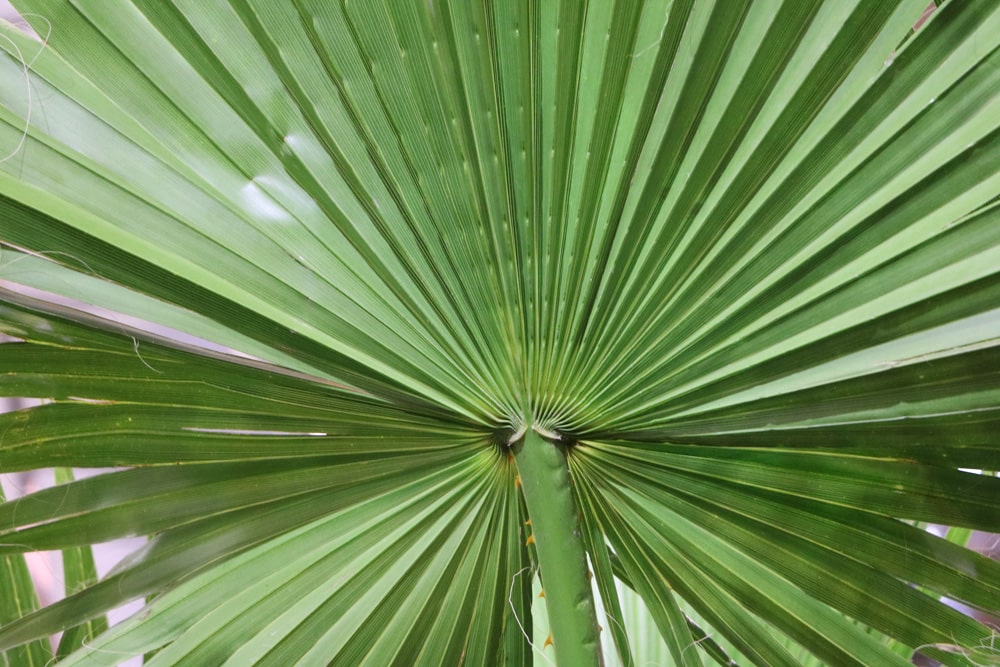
[[51, 468, 108, 660], [1, 0, 999, 664], [0, 481, 52, 667]]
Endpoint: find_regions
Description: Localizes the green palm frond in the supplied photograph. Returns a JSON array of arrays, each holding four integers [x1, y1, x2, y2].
[[1, 0, 999, 665]]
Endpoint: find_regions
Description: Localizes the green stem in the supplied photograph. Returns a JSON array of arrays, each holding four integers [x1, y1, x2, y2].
[[514, 427, 602, 666]]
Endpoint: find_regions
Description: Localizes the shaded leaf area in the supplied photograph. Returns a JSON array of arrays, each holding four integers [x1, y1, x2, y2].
[[573, 443, 1000, 667], [8, 453, 530, 667], [0, 294, 527, 659], [0, 0, 997, 665]]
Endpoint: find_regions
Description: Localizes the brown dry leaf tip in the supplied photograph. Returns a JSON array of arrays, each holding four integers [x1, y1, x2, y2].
[[914, 1, 937, 31], [538, 589, 545, 598], [514, 474, 522, 487], [525, 534, 535, 546], [543, 633, 553, 649]]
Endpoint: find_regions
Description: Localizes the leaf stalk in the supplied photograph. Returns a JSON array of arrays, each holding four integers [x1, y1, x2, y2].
[[513, 427, 602, 666]]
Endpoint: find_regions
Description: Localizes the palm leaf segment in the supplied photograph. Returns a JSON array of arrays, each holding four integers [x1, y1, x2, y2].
[[0, 1, 999, 665]]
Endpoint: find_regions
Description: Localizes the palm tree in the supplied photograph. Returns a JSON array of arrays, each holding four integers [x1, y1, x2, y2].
[[1, 0, 999, 664]]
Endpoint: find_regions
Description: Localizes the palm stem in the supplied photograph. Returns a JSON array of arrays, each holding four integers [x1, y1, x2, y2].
[[514, 427, 603, 666]]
